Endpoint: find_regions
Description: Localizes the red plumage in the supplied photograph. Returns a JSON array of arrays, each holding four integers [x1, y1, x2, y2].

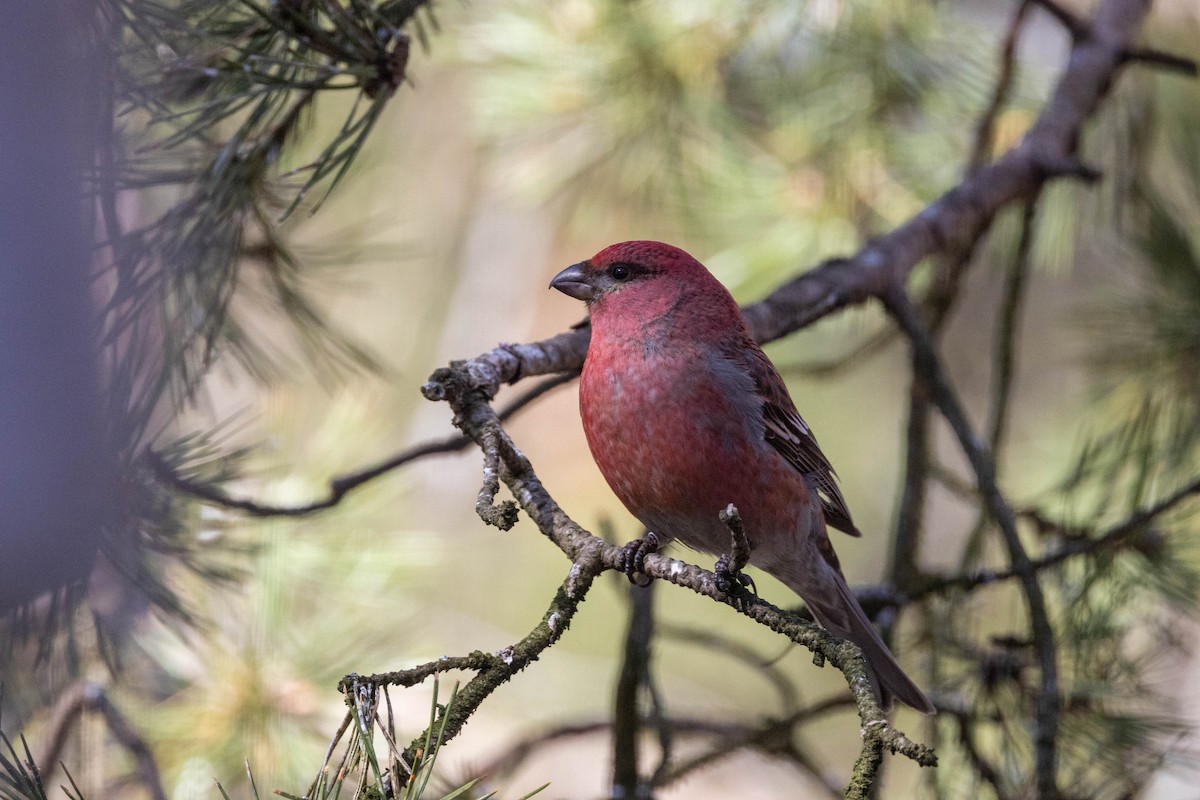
[[551, 240, 934, 715]]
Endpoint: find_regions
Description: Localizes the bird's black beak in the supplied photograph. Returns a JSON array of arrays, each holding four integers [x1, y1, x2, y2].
[[549, 262, 596, 302]]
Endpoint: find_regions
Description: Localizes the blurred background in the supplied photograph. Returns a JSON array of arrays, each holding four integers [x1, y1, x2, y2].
[[2, 0, 1200, 798]]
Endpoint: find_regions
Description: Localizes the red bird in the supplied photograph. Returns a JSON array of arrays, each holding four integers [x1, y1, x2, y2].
[[551, 240, 934, 714]]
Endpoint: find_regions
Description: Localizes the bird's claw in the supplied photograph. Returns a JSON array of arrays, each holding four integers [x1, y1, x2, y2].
[[617, 531, 660, 586], [714, 553, 756, 597]]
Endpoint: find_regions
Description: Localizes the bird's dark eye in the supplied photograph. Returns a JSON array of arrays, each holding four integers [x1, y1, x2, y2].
[[609, 264, 631, 281]]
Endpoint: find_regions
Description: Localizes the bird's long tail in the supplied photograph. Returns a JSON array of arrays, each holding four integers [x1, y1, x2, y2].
[[789, 571, 935, 715]]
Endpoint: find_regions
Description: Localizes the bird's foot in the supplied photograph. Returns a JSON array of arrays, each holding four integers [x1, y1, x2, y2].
[[616, 531, 660, 586], [714, 553, 756, 597]]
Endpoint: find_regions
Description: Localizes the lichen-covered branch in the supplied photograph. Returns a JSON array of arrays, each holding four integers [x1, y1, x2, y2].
[[419, 356, 937, 790], [341, 563, 597, 784]]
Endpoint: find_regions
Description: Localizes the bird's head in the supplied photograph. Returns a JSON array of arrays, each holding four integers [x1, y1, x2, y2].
[[549, 240, 719, 313]]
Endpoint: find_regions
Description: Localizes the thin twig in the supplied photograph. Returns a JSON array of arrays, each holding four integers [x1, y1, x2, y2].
[[612, 581, 656, 797], [33, 683, 168, 800], [890, 368, 933, 595], [1120, 47, 1198, 75], [1032, 0, 1088, 39], [776, 327, 899, 378], [472, 704, 849, 796], [955, 713, 1010, 800], [923, 475, 1200, 596], [657, 622, 801, 713], [657, 698, 851, 799], [969, 0, 1034, 172], [988, 197, 1040, 462], [961, 194, 1044, 566], [474, 426, 520, 530], [152, 371, 576, 516], [884, 288, 1059, 798]]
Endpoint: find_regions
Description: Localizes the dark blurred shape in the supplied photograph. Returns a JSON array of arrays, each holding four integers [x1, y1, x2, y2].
[[0, 1, 114, 614]]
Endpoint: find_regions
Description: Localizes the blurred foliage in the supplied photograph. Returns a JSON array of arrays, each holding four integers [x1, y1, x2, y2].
[[97, 0, 434, 426], [56, 0, 442, 686], [134, 524, 441, 797], [926, 47, 1200, 798], [1080, 79, 1200, 489], [467, 0, 1012, 293]]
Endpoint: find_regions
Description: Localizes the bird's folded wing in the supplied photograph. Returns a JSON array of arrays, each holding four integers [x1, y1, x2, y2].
[[740, 345, 861, 537]]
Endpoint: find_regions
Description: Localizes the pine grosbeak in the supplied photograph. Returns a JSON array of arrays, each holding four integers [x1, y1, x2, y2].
[[551, 240, 934, 714]]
